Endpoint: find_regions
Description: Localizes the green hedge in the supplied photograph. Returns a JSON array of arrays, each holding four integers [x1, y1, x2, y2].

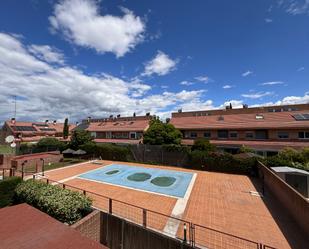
[[15, 180, 92, 224], [80, 142, 132, 161], [0, 177, 22, 208], [187, 151, 257, 174]]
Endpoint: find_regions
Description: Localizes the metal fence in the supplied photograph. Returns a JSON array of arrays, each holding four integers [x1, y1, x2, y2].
[[33, 175, 276, 249], [130, 144, 188, 166]]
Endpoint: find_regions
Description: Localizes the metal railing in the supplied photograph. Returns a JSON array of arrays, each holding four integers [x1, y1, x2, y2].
[[34, 175, 276, 249]]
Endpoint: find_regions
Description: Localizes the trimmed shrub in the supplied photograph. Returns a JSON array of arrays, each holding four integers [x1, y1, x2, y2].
[[0, 177, 22, 208], [14, 180, 92, 224], [80, 142, 132, 161], [187, 151, 256, 174], [191, 138, 216, 152]]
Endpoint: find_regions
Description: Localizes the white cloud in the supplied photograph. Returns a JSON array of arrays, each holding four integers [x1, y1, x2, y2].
[[49, 0, 145, 57], [297, 66, 305, 71], [28, 45, 65, 64], [142, 51, 177, 76], [180, 81, 194, 86], [251, 93, 309, 107], [195, 76, 212, 83], [260, 81, 284, 86], [220, 100, 244, 109], [280, 0, 309, 15], [0, 32, 207, 122], [265, 18, 273, 23], [242, 70, 253, 77], [222, 85, 233, 89], [241, 91, 274, 99]]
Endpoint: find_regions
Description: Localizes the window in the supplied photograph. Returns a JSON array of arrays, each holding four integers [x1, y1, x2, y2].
[[245, 132, 254, 139], [13, 126, 36, 132], [229, 131, 238, 138], [190, 132, 197, 138], [218, 130, 228, 139], [90, 132, 97, 138], [255, 130, 268, 139], [130, 132, 137, 139], [204, 131, 211, 138], [277, 132, 289, 139], [298, 131, 309, 139]]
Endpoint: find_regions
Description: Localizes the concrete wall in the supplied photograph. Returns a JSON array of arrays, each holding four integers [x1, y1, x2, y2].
[[258, 162, 309, 236], [72, 210, 193, 249]]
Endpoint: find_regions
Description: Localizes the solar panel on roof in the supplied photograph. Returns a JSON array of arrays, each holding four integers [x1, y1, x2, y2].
[[39, 128, 56, 131], [14, 126, 36, 131], [292, 113, 309, 121]]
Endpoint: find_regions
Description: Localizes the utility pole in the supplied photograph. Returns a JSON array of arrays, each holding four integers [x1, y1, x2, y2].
[[14, 95, 17, 119]]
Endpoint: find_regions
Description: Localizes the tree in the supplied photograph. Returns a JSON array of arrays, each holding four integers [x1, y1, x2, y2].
[[143, 118, 182, 145], [69, 130, 93, 149], [191, 138, 216, 152], [63, 118, 69, 139], [37, 138, 65, 151]]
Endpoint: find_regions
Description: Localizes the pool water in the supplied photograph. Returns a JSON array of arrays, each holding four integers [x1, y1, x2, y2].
[[78, 164, 193, 198]]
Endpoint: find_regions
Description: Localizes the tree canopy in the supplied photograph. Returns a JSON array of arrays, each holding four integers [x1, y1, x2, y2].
[[69, 130, 93, 149], [143, 118, 182, 145], [191, 138, 216, 152]]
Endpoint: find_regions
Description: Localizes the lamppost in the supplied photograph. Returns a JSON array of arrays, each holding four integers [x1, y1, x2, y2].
[[21, 160, 27, 180], [40, 158, 45, 176]]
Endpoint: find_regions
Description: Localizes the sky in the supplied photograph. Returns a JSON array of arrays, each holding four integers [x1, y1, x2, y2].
[[0, 0, 308, 123]]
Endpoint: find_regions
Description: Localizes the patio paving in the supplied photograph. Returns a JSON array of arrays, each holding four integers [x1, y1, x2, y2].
[[42, 160, 308, 249]]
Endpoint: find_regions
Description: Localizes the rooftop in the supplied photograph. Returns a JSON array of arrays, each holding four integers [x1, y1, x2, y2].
[[271, 166, 309, 175], [171, 110, 309, 130], [0, 204, 107, 249]]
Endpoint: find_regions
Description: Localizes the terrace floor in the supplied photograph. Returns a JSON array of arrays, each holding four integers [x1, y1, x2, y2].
[[40, 160, 308, 249]]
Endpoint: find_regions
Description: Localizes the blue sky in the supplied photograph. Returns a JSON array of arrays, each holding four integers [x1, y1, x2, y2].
[[0, 0, 308, 122]]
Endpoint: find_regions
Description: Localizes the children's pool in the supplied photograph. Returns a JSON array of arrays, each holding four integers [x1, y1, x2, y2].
[[78, 164, 193, 198]]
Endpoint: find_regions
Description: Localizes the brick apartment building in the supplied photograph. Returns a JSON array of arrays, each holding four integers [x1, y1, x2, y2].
[[170, 103, 309, 155], [0, 119, 76, 144], [75, 114, 152, 144]]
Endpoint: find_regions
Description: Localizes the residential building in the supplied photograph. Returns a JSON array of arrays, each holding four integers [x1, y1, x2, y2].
[[0, 119, 75, 144], [75, 114, 152, 144], [170, 103, 309, 155]]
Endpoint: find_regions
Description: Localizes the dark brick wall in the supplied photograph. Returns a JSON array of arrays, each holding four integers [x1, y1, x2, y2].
[[258, 162, 309, 236]]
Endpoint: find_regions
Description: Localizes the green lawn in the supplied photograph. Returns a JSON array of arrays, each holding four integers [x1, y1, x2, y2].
[[43, 158, 87, 171], [0, 145, 15, 154]]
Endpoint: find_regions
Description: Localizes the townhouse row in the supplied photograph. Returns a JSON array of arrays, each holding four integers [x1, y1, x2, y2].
[[1, 103, 309, 155]]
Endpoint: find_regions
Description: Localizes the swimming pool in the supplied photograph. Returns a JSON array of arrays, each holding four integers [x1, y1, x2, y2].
[[78, 164, 193, 198]]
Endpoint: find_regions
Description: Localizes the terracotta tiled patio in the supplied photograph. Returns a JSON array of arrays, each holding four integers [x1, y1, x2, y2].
[[41, 160, 308, 249]]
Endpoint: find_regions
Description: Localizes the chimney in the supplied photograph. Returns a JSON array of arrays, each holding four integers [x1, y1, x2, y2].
[[243, 104, 248, 109], [11, 118, 16, 124], [45, 120, 49, 124], [229, 103, 232, 109], [87, 116, 91, 123], [53, 120, 57, 125], [133, 112, 136, 117], [178, 109, 182, 113], [117, 114, 121, 118], [76, 121, 79, 125], [109, 115, 113, 119], [146, 112, 150, 116]]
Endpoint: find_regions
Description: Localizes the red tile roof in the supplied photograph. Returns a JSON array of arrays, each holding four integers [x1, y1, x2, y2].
[[181, 139, 309, 150], [0, 204, 107, 249], [94, 138, 142, 144], [87, 119, 150, 132], [5, 120, 76, 134], [171, 111, 309, 130]]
